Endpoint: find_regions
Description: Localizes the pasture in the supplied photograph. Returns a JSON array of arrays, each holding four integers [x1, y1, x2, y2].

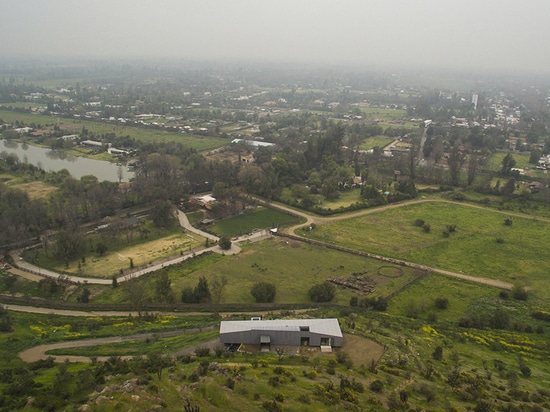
[[209, 207, 298, 237], [299, 201, 550, 300], [359, 135, 394, 150], [164, 238, 422, 305]]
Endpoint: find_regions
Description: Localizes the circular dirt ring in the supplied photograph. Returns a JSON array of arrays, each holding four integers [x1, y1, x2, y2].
[[377, 266, 403, 278]]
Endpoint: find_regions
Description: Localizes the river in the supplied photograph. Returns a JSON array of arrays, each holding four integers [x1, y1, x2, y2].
[[0, 139, 134, 182]]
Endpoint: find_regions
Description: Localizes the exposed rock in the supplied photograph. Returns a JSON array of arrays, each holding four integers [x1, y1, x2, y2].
[[95, 395, 109, 404]]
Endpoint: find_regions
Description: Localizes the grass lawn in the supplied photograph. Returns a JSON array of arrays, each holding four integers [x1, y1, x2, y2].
[[299, 201, 550, 300], [165, 238, 422, 305], [357, 107, 407, 121], [319, 189, 363, 209], [359, 135, 394, 150], [209, 207, 298, 237], [386, 272, 549, 331], [487, 151, 531, 171]]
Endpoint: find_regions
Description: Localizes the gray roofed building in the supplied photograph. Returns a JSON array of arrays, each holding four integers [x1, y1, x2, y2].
[[219, 318, 343, 351]]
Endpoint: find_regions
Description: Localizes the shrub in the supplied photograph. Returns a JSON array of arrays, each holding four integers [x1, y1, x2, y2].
[[432, 346, 443, 361], [496, 237, 504, 244], [370, 379, 384, 392], [423, 223, 431, 233], [251, 281, 276, 303], [435, 297, 449, 309], [219, 236, 232, 250], [504, 218, 513, 226], [512, 285, 528, 301], [414, 218, 425, 227], [308, 282, 336, 302], [194, 347, 210, 357]]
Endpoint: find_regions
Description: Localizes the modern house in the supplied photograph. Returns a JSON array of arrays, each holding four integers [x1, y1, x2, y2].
[[219, 318, 343, 351]]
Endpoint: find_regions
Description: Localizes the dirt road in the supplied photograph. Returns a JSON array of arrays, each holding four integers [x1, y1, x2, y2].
[[19, 328, 220, 363]]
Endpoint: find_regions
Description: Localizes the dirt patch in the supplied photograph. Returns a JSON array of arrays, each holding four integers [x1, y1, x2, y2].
[[340, 333, 385, 367], [329, 274, 376, 295], [15, 181, 57, 200]]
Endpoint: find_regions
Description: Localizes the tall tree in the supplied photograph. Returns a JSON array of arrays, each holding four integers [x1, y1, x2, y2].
[[447, 144, 466, 186], [155, 270, 174, 303], [210, 275, 228, 316], [501, 153, 516, 176], [467, 153, 479, 186]]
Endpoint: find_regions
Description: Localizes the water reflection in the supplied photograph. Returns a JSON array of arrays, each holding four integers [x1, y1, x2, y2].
[[46, 150, 77, 162], [0, 139, 134, 182], [3, 139, 18, 149]]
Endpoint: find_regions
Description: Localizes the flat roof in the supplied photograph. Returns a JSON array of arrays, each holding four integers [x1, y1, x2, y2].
[[220, 318, 342, 337]]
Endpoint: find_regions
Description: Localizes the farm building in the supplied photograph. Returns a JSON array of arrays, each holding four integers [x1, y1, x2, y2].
[[219, 318, 343, 351]]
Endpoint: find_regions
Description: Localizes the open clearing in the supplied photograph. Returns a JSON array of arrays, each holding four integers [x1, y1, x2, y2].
[[299, 201, 550, 299], [164, 238, 422, 305], [11, 180, 57, 200], [51, 231, 205, 278]]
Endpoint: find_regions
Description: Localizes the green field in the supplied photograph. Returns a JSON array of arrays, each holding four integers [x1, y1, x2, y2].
[[87, 238, 421, 305], [359, 135, 394, 150], [164, 238, 421, 305], [299, 201, 550, 299], [357, 107, 407, 121], [209, 207, 298, 237], [487, 151, 531, 171]]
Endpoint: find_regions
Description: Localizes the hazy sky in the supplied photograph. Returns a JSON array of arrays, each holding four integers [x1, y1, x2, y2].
[[2, 0, 549, 74]]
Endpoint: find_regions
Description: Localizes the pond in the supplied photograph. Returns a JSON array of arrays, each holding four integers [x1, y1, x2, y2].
[[0, 139, 134, 182]]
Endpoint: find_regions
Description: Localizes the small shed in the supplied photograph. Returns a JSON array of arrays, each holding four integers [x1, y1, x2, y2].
[[219, 318, 343, 350]]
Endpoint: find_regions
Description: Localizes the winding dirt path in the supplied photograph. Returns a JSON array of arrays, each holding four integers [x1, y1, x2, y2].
[[19, 328, 220, 363]]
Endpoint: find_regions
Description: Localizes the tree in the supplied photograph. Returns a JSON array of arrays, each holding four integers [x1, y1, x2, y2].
[[151, 199, 174, 228], [467, 153, 479, 186], [500, 178, 516, 197], [219, 236, 232, 250], [447, 144, 466, 186], [308, 282, 336, 302], [77, 287, 91, 303], [210, 275, 228, 309], [181, 277, 211, 304], [0, 306, 13, 332], [194, 276, 211, 303], [95, 241, 108, 256], [54, 230, 85, 266], [251, 281, 276, 303], [155, 270, 174, 303], [124, 277, 150, 317], [501, 153, 516, 176]]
